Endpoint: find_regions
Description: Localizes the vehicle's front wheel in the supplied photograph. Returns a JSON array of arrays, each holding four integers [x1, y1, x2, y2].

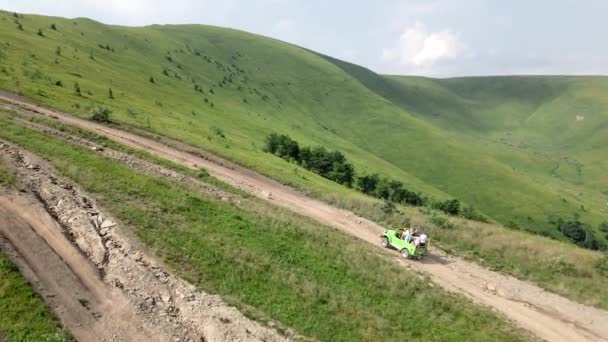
[[400, 248, 410, 259], [381, 237, 389, 248]]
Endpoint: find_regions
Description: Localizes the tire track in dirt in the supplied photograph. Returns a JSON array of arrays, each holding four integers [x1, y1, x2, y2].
[[0, 194, 162, 342], [1, 91, 608, 341]]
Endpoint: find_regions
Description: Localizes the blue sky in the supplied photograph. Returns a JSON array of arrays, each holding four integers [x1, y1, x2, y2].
[[1, 0, 606, 77]]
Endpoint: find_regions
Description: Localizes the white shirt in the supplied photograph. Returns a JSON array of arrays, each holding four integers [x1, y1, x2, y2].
[[419, 234, 427, 244]]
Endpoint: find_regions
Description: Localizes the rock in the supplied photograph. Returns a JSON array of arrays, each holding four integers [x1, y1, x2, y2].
[[99, 228, 110, 236], [145, 297, 156, 307], [357, 219, 362, 224], [91, 146, 104, 152], [160, 291, 172, 304], [485, 282, 497, 293], [101, 219, 116, 229]]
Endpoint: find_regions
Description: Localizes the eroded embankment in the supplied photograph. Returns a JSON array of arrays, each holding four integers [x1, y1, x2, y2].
[[0, 141, 290, 342]]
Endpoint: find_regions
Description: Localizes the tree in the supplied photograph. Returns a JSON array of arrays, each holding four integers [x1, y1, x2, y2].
[[50, 23, 57, 30], [555, 216, 606, 250], [328, 161, 354, 186], [264, 133, 281, 154], [16, 22, 23, 31], [90, 107, 112, 123], [357, 173, 380, 194], [37, 29, 44, 37]]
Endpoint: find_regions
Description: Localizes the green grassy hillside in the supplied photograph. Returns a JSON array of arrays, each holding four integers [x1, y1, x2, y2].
[[0, 10, 605, 243]]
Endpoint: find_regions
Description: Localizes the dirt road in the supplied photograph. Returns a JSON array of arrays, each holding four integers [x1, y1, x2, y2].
[[2, 91, 608, 341], [0, 194, 162, 342]]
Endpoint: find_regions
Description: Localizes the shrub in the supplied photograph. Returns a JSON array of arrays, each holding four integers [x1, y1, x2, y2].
[[54, 80, 63, 87], [16, 23, 23, 31], [600, 222, 608, 239], [37, 29, 44, 37], [50, 23, 57, 30], [357, 173, 380, 194], [108, 88, 114, 99], [55, 46, 61, 56], [556, 216, 606, 251], [149, 76, 155, 84], [90, 107, 112, 123], [73, 82, 81, 96], [462, 206, 487, 222], [210, 126, 225, 138], [433, 199, 461, 216]]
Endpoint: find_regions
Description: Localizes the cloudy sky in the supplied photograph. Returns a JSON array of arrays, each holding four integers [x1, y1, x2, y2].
[[1, 0, 606, 77]]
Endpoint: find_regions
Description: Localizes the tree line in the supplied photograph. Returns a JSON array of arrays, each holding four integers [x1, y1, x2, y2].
[[263, 133, 480, 218], [264, 133, 355, 186], [551, 214, 608, 251]]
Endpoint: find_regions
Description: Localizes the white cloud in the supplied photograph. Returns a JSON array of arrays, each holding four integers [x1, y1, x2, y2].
[[382, 22, 465, 74]]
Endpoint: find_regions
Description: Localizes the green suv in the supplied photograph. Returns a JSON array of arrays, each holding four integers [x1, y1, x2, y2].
[[380, 229, 428, 259]]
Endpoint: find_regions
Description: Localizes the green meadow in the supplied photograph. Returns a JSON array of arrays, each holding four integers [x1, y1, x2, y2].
[[0, 11, 606, 243]]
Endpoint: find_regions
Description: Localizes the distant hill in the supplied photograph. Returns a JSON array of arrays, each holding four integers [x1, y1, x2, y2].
[[0, 10, 606, 242]]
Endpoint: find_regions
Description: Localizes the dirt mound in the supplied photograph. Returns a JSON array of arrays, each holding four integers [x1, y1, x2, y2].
[[0, 141, 290, 342]]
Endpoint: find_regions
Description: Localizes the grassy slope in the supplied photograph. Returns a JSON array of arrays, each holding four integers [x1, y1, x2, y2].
[[12, 109, 608, 309], [0, 220, 69, 342], [0, 115, 530, 341], [383, 75, 608, 231], [0, 11, 605, 240], [5, 110, 608, 312]]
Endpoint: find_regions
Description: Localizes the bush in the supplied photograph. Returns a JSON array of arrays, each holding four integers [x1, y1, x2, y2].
[[357, 173, 380, 194], [556, 216, 606, 251], [73, 82, 81, 96], [108, 88, 114, 99], [462, 206, 488, 222], [50, 23, 57, 30], [433, 199, 461, 215], [90, 107, 112, 123], [149, 76, 155, 84], [37, 29, 44, 37], [600, 222, 608, 239]]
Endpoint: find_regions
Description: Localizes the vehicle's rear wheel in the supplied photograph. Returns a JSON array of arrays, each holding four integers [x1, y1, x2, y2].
[[381, 237, 389, 248], [400, 248, 410, 259]]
